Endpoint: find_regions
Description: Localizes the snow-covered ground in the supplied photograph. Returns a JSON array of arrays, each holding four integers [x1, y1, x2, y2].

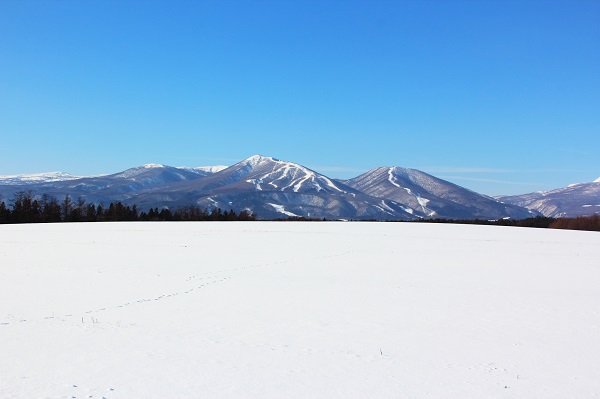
[[1, 222, 599, 399]]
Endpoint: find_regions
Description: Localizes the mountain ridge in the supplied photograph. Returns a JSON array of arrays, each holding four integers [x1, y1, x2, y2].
[[0, 155, 573, 220], [498, 179, 600, 218], [130, 155, 417, 220], [342, 166, 535, 220]]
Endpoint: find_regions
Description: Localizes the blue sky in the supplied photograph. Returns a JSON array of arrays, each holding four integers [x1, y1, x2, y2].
[[0, 0, 598, 195]]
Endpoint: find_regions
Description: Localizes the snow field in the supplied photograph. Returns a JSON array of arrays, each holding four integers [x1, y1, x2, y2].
[[1, 222, 599, 398]]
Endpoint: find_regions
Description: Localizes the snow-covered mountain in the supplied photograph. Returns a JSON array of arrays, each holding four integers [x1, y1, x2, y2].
[[342, 167, 536, 220], [0, 164, 226, 187], [497, 178, 600, 217], [0, 172, 82, 185], [177, 165, 228, 174], [0, 164, 222, 206], [134, 155, 417, 220], [106, 164, 214, 186], [0, 156, 541, 220]]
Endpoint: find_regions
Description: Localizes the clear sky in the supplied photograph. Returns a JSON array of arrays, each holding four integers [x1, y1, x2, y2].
[[1, 0, 598, 195]]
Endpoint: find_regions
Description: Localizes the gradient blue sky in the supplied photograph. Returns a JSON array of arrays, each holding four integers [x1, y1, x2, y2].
[[1, 0, 598, 195]]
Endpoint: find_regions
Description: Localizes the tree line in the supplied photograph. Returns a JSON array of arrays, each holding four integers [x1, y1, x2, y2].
[[1, 191, 598, 230], [0, 191, 256, 224], [398, 215, 600, 231], [547, 214, 600, 231], [275, 215, 600, 231]]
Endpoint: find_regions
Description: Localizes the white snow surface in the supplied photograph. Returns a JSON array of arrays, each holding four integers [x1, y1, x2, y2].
[[247, 179, 263, 191], [268, 203, 300, 217], [242, 155, 345, 193], [1, 222, 599, 399], [177, 165, 228, 174], [0, 171, 81, 184], [388, 167, 401, 188]]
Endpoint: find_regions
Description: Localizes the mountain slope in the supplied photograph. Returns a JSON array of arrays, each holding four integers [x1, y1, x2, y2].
[[498, 178, 600, 217], [343, 167, 536, 220], [0, 172, 81, 185], [0, 164, 218, 205], [176, 165, 228, 174], [134, 155, 417, 220], [0, 156, 539, 221]]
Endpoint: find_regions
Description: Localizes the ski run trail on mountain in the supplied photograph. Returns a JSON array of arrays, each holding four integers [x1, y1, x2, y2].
[[1, 222, 599, 399]]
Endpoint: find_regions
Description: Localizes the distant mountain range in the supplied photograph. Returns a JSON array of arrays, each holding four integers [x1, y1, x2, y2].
[[4, 154, 592, 220], [497, 177, 600, 218]]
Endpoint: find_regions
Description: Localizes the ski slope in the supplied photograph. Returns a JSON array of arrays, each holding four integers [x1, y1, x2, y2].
[[1, 222, 599, 398]]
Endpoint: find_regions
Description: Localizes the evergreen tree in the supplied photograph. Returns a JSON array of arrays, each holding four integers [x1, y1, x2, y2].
[[10, 191, 41, 223], [158, 208, 173, 221], [61, 195, 73, 222], [85, 204, 97, 222], [0, 193, 260, 224], [69, 197, 86, 222], [96, 204, 105, 221], [41, 195, 61, 223], [0, 200, 9, 223]]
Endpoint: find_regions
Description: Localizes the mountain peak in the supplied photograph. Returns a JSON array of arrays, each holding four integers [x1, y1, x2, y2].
[[235, 155, 310, 176], [142, 163, 166, 169], [594, 177, 600, 183], [243, 155, 278, 166], [0, 171, 80, 184]]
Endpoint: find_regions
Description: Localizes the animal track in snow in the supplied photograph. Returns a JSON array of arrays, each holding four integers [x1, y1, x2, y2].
[[0, 276, 231, 326], [67, 383, 115, 399]]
